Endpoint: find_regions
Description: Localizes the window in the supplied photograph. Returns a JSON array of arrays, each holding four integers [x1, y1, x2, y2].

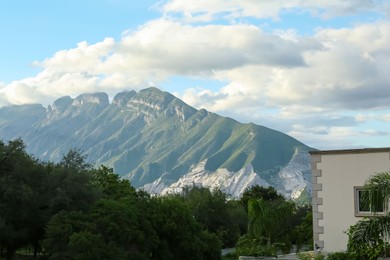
[[354, 186, 385, 217]]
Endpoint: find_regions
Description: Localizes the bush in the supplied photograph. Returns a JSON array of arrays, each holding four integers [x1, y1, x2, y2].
[[326, 251, 358, 260], [297, 251, 325, 260], [235, 235, 278, 257]]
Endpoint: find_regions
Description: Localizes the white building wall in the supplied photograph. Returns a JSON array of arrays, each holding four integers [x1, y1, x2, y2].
[[311, 149, 390, 253]]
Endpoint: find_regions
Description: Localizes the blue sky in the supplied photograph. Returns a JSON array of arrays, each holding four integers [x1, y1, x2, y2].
[[0, 0, 390, 150]]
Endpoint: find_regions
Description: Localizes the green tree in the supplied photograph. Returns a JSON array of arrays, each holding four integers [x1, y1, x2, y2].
[[347, 171, 390, 259], [59, 148, 93, 172], [47, 150, 98, 214], [241, 185, 284, 212], [181, 186, 245, 247], [247, 197, 294, 247], [43, 211, 88, 259], [237, 186, 299, 257], [150, 196, 222, 259], [19, 148, 98, 259], [43, 164, 153, 259], [0, 139, 49, 259], [238, 185, 313, 255], [91, 165, 136, 200], [291, 206, 313, 252]]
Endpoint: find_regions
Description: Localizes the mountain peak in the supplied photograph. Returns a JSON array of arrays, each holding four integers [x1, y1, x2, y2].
[[52, 96, 73, 112], [73, 92, 109, 107], [112, 91, 137, 106], [0, 87, 313, 200]]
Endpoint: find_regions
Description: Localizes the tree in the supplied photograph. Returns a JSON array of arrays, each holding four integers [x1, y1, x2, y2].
[[91, 165, 136, 200], [59, 149, 93, 172], [0, 139, 49, 259], [43, 163, 152, 259], [291, 205, 313, 252], [0, 144, 101, 259], [241, 185, 284, 212], [235, 185, 313, 257], [42, 211, 88, 259], [47, 150, 98, 214], [181, 186, 245, 247], [248, 197, 294, 246], [150, 196, 222, 259], [347, 171, 390, 259]]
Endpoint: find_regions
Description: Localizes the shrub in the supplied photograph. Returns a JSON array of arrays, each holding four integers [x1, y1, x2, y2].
[[297, 251, 325, 260]]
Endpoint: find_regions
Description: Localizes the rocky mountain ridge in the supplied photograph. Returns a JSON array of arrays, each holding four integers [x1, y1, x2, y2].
[[0, 87, 314, 199]]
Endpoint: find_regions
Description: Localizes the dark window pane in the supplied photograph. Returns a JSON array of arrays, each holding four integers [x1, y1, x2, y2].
[[358, 190, 370, 212]]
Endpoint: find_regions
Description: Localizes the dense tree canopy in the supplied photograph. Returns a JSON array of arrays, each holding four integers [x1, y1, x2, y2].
[[0, 139, 48, 259], [179, 186, 247, 248], [236, 185, 312, 257], [0, 140, 223, 259], [0, 139, 313, 259]]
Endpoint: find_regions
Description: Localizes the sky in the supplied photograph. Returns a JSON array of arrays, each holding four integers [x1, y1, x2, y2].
[[1, 0, 390, 150]]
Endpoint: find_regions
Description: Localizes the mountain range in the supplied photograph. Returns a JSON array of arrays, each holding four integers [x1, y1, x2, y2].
[[0, 87, 314, 199]]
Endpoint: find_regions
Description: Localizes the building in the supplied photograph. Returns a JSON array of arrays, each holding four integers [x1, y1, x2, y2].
[[310, 147, 390, 253]]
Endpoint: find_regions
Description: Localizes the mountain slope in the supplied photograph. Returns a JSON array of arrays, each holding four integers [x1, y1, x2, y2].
[[0, 87, 314, 198]]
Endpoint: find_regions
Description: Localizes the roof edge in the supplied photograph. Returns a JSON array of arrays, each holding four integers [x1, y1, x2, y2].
[[309, 147, 390, 155]]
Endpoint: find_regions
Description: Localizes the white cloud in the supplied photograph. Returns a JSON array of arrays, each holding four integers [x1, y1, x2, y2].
[[355, 113, 390, 122], [180, 22, 390, 113], [5, 18, 390, 113], [161, 0, 383, 21], [0, 19, 321, 106], [1, 4, 390, 149], [40, 38, 114, 72]]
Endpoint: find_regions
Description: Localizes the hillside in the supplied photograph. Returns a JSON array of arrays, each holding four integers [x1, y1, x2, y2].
[[0, 87, 314, 199]]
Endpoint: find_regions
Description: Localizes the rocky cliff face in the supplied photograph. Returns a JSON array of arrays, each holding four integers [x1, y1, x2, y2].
[[0, 87, 314, 199], [142, 149, 311, 199]]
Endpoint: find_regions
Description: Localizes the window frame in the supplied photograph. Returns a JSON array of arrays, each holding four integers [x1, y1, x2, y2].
[[354, 186, 386, 217]]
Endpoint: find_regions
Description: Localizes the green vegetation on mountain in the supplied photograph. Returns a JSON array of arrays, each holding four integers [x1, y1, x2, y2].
[[0, 87, 314, 194]]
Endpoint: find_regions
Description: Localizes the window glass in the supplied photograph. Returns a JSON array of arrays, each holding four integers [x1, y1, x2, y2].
[[354, 186, 385, 217]]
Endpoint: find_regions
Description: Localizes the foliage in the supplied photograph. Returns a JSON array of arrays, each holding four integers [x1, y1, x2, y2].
[[235, 234, 278, 257], [44, 192, 221, 259], [150, 196, 222, 259], [326, 251, 360, 260], [237, 185, 313, 256], [43, 211, 89, 259], [361, 171, 390, 213], [241, 185, 284, 212], [91, 165, 136, 200], [180, 186, 247, 248], [0, 139, 49, 259], [221, 252, 238, 260], [59, 148, 93, 172], [347, 215, 390, 259], [291, 205, 313, 252], [0, 139, 313, 260], [247, 197, 295, 252], [296, 251, 325, 260], [347, 172, 390, 259]]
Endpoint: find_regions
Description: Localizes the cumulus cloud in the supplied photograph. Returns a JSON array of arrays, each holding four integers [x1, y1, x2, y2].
[[179, 22, 390, 114], [0, 18, 321, 106], [161, 0, 383, 21], [1, 1, 390, 149], [355, 113, 390, 122]]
